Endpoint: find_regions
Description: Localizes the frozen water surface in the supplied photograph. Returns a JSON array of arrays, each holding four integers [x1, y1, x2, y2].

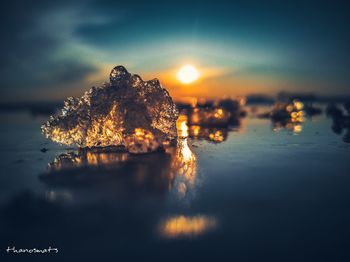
[[0, 107, 349, 262]]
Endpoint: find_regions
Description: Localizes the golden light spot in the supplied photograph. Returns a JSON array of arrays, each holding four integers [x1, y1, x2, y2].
[[159, 215, 216, 238], [191, 125, 201, 136], [176, 114, 189, 138], [293, 100, 304, 111], [214, 108, 224, 118], [291, 112, 298, 118], [286, 105, 294, 112], [293, 124, 303, 133], [209, 130, 224, 143], [177, 65, 200, 84]]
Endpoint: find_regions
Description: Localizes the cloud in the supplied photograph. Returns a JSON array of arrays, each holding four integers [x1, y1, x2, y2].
[[0, 0, 101, 100]]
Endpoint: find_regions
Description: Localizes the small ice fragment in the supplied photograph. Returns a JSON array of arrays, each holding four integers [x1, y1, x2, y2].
[[40, 148, 48, 153]]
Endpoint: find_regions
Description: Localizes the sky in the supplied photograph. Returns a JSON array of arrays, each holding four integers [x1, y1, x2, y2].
[[1, 0, 349, 102]]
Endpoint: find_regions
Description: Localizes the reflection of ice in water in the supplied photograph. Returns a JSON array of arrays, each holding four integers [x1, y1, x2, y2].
[[173, 115, 198, 198], [42, 112, 200, 203], [46, 190, 73, 202], [42, 136, 198, 201], [159, 215, 216, 238], [176, 113, 229, 143], [170, 138, 197, 199], [48, 150, 129, 171], [176, 138, 194, 162], [190, 125, 227, 142], [273, 122, 303, 134]]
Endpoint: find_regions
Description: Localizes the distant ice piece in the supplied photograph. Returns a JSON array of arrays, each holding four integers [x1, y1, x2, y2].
[[41, 66, 178, 153]]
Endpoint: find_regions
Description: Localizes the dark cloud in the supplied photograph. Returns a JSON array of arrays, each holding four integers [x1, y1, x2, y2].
[[0, 0, 97, 99]]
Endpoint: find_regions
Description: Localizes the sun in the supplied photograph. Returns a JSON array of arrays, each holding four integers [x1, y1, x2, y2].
[[177, 64, 200, 84]]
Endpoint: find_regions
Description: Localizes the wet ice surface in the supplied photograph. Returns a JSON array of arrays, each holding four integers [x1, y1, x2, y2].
[[42, 66, 178, 153], [0, 108, 350, 262]]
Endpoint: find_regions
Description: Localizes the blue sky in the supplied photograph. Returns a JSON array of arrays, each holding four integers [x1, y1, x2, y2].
[[1, 0, 349, 101]]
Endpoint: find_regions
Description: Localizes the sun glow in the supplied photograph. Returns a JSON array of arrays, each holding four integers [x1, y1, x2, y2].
[[177, 65, 199, 84]]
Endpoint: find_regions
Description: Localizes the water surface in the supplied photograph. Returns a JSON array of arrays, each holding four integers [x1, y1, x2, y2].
[[0, 108, 349, 262]]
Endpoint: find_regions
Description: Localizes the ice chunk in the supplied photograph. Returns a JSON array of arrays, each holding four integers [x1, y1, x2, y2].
[[41, 66, 178, 153], [257, 100, 305, 133]]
